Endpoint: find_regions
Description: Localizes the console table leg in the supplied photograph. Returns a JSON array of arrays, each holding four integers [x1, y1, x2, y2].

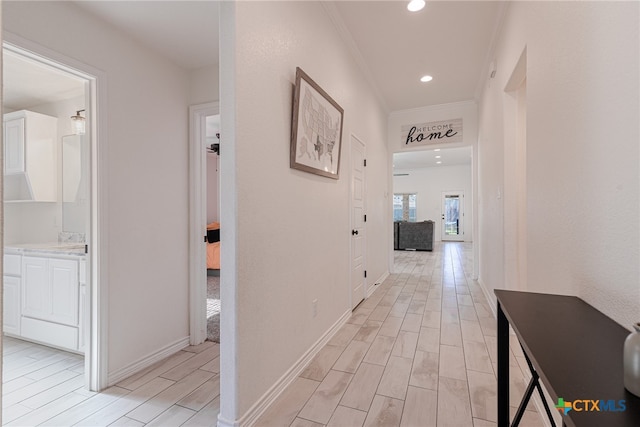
[[497, 302, 510, 427]]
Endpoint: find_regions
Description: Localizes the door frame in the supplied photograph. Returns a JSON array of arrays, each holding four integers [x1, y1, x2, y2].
[[2, 32, 109, 391], [349, 134, 367, 309], [441, 190, 464, 241], [189, 101, 219, 345]]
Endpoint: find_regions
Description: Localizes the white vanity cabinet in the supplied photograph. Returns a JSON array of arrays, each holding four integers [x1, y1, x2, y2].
[[21, 255, 81, 352], [3, 110, 58, 201], [3, 253, 23, 336], [4, 117, 26, 175]]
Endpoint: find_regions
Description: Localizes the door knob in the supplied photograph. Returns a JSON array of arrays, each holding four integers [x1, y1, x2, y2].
[[352, 229, 359, 236]]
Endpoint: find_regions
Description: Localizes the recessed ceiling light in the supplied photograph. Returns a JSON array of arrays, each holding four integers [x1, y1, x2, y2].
[[436, 161, 442, 164], [435, 155, 441, 159], [434, 148, 441, 152], [420, 75, 433, 83], [407, 0, 426, 12]]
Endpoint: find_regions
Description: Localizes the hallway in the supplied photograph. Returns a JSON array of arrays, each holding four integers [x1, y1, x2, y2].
[[255, 243, 545, 426], [2, 243, 545, 426]]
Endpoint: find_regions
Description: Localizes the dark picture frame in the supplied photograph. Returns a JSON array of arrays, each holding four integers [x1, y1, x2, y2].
[[290, 67, 344, 179]]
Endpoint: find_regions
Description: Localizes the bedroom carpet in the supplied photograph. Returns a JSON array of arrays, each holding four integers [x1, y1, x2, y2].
[[207, 274, 221, 343]]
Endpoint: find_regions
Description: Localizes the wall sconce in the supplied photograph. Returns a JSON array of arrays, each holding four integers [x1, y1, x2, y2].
[[71, 109, 86, 135]]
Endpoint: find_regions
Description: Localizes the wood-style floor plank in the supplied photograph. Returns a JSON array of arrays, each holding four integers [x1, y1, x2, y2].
[[1, 243, 545, 427]]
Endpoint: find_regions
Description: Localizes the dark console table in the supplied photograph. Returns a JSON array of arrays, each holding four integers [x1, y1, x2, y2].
[[495, 290, 640, 427]]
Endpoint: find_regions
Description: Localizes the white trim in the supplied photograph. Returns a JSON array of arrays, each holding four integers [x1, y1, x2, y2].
[[477, 278, 497, 318], [189, 102, 220, 346], [368, 271, 389, 297], [217, 310, 351, 427], [2, 32, 109, 392], [107, 337, 190, 386]]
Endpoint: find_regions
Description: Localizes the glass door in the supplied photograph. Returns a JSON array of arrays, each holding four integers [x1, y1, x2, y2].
[[442, 192, 464, 241]]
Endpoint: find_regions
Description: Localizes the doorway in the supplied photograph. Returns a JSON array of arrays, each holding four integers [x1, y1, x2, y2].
[[350, 135, 366, 309], [189, 102, 220, 345], [2, 39, 103, 391], [442, 191, 464, 241]]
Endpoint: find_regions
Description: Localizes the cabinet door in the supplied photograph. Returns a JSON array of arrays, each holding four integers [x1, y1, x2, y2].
[[49, 258, 79, 326], [22, 257, 50, 320], [3, 276, 21, 335], [4, 118, 25, 174]]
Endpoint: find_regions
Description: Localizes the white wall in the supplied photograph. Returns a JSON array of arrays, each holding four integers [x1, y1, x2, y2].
[[4, 96, 86, 245], [393, 164, 472, 242], [388, 101, 478, 271], [4, 1, 194, 378], [189, 64, 219, 106], [219, 1, 389, 422], [477, 2, 639, 327]]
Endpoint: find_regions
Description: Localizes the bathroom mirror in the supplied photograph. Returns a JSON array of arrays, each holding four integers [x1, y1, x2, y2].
[[62, 134, 88, 234]]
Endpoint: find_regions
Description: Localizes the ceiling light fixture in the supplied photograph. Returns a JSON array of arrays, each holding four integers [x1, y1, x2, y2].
[[435, 155, 441, 159], [420, 75, 433, 83], [407, 0, 426, 12], [434, 148, 441, 152], [436, 161, 442, 164]]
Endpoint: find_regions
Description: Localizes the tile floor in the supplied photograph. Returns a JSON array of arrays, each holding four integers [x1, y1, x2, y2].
[[1, 242, 545, 426], [255, 242, 546, 427]]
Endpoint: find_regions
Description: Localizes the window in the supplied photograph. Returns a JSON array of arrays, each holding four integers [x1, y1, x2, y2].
[[393, 193, 417, 221]]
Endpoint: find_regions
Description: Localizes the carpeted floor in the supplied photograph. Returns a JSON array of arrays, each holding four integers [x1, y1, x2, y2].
[[207, 274, 220, 342]]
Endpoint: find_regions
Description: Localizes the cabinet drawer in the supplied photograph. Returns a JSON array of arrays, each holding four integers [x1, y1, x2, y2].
[[21, 316, 78, 351], [4, 254, 21, 276]]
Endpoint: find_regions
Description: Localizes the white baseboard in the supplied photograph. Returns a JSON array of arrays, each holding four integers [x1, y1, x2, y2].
[[226, 310, 351, 427], [477, 277, 497, 317], [107, 336, 190, 386], [367, 271, 389, 297]]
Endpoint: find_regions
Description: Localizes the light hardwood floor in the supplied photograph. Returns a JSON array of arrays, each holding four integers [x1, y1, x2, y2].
[[2, 337, 220, 426], [255, 242, 545, 427], [2, 242, 544, 426]]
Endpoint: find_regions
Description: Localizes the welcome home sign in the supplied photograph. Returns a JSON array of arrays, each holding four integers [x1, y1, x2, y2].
[[401, 118, 463, 148]]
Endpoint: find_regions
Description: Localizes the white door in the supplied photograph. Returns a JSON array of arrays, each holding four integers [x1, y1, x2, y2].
[[350, 135, 366, 309], [442, 191, 464, 241]]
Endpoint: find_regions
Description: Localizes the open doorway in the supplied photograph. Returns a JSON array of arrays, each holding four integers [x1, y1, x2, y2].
[[2, 40, 102, 394], [188, 102, 220, 345], [393, 147, 472, 243]]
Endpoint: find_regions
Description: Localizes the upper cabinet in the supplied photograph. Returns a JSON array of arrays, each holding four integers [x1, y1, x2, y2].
[[3, 110, 58, 202]]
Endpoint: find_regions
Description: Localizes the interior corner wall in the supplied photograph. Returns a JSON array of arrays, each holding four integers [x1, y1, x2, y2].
[[220, 1, 389, 421], [393, 164, 472, 242], [4, 1, 194, 377], [477, 1, 639, 327], [189, 64, 219, 106]]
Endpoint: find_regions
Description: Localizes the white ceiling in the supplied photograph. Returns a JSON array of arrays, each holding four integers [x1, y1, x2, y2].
[[393, 146, 472, 171], [3, 49, 85, 110], [4, 1, 496, 171], [332, 1, 502, 111], [68, 0, 501, 112], [73, 1, 219, 71]]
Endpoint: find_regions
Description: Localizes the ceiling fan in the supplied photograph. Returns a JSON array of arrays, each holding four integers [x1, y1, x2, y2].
[[207, 132, 220, 155]]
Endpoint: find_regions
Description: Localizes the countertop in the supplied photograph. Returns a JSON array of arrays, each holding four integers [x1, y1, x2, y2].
[[5, 243, 87, 257]]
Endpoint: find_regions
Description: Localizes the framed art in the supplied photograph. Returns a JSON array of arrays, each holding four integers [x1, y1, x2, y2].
[[290, 67, 344, 179]]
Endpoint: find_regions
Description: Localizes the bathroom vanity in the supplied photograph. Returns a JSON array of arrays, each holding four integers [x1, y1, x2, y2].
[[3, 245, 87, 354]]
